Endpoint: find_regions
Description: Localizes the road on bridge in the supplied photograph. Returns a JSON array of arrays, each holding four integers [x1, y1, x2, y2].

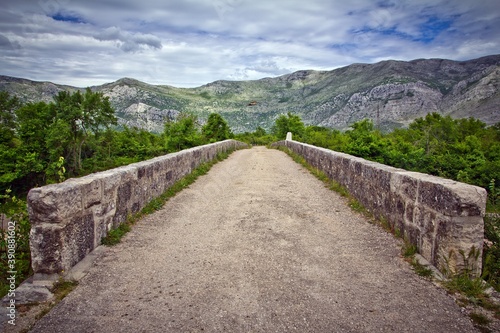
[[29, 146, 478, 332]]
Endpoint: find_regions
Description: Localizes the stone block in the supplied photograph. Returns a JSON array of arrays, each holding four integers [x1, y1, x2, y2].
[[391, 172, 419, 201], [78, 177, 102, 209], [435, 216, 484, 275], [416, 174, 486, 217], [31, 212, 95, 274], [28, 182, 83, 225], [62, 213, 95, 270], [30, 224, 64, 274]]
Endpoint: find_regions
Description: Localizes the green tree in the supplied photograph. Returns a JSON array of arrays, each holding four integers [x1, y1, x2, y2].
[[346, 119, 386, 161], [272, 112, 305, 140], [408, 113, 457, 155], [52, 89, 117, 173], [234, 126, 276, 146], [45, 119, 72, 181], [0, 92, 20, 147], [164, 113, 202, 151], [254, 126, 267, 137], [382, 129, 426, 171], [14, 102, 56, 187], [0, 93, 22, 193], [202, 113, 233, 143]]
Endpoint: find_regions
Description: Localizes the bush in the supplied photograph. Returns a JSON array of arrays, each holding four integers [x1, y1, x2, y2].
[[483, 214, 500, 291], [0, 190, 32, 298]]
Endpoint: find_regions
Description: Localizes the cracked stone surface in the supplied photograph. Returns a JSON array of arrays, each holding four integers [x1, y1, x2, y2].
[[27, 147, 479, 333]]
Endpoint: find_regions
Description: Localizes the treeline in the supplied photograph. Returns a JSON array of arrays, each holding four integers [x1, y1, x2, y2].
[[238, 112, 500, 210], [0, 91, 233, 197]]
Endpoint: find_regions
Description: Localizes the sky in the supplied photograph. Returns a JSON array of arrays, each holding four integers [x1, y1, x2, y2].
[[1, 0, 499, 88]]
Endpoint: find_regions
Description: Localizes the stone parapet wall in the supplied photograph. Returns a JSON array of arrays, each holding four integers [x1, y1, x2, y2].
[[273, 140, 487, 276], [28, 140, 248, 275]]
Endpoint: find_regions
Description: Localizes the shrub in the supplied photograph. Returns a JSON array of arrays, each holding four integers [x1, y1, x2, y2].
[[0, 190, 32, 298]]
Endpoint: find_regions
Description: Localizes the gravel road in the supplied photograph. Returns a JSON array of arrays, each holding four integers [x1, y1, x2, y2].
[[29, 146, 479, 332]]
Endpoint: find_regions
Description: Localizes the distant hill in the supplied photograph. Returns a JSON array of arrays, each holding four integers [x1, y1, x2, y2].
[[1, 54, 499, 133]]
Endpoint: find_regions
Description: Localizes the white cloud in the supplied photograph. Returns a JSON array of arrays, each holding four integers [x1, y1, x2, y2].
[[0, 0, 498, 87], [94, 26, 162, 52], [0, 34, 21, 50]]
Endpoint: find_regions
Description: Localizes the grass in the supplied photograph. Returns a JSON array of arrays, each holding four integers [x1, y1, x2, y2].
[[348, 199, 369, 214], [458, 293, 499, 333], [329, 181, 349, 197], [399, 239, 435, 278], [444, 274, 487, 299], [101, 150, 235, 246], [402, 242, 418, 258], [401, 241, 434, 278], [439, 247, 500, 331], [483, 214, 500, 292], [411, 259, 434, 278], [470, 312, 492, 333], [470, 311, 490, 324], [51, 278, 79, 302], [101, 223, 131, 246]]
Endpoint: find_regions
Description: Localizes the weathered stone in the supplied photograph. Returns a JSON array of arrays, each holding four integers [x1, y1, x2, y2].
[[27, 182, 84, 225], [79, 178, 102, 209], [28, 140, 248, 275], [63, 213, 95, 269], [7, 284, 54, 305], [272, 140, 486, 277], [30, 224, 65, 274]]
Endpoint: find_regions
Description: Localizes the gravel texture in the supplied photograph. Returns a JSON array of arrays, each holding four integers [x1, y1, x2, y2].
[[28, 146, 479, 332]]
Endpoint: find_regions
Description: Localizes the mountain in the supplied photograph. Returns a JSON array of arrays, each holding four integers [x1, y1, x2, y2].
[[1, 55, 499, 133]]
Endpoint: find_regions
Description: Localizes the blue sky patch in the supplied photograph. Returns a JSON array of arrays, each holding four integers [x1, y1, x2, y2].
[[351, 14, 456, 45], [418, 16, 456, 43], [51, 13, 86, 24]]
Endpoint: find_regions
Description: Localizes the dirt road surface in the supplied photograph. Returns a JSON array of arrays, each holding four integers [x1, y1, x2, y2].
[[28, 146, 478, 332]]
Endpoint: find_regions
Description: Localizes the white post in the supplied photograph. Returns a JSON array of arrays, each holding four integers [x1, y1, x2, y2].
[[286, 132, 292, 141]]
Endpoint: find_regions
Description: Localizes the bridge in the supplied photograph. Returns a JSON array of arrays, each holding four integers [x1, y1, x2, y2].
[[10, 140, 488, 331]]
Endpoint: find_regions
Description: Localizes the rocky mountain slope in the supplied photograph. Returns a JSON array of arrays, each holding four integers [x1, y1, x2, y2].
[[1, 55, 499, 133]]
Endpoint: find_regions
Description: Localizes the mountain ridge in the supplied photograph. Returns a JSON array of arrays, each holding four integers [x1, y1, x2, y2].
[[1, 54, 499, 133]]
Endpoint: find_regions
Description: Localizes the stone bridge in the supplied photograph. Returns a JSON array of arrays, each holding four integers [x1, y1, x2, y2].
[[27, 139, 486, 278], [18, 139, 487, 332]]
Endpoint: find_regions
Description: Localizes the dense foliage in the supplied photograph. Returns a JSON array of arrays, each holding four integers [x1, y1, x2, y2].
[[1, 89, 118, 194], [483, 214, 500, 291], [0, 91, 233, 197], [304, 115, 500, 209]]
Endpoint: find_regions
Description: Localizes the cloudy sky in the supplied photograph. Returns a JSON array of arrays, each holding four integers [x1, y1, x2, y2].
[[1, 0, 499, 87]]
